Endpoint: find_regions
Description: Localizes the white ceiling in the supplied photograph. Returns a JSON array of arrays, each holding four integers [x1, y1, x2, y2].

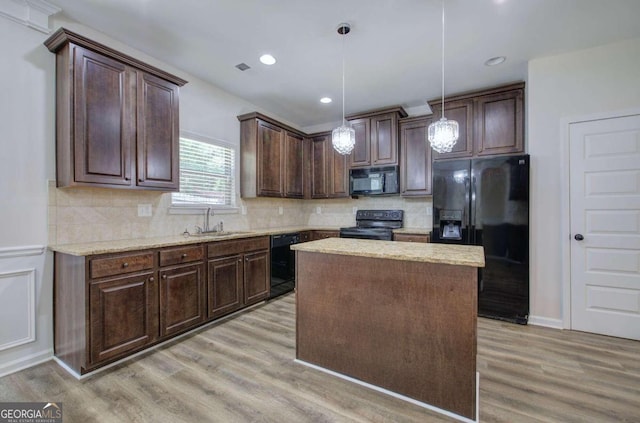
[[49, 0, 640, 130]]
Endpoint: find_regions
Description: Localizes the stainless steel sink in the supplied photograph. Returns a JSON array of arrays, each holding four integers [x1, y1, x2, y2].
[[188, 231, 250, 238]]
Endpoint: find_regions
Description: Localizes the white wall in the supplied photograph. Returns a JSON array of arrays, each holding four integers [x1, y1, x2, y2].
[[527, 37, 640, 326]]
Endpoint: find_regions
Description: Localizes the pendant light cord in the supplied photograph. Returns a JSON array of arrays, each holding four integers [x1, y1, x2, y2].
[[341, 28, 346, 126], [441, 0, 445, 117]]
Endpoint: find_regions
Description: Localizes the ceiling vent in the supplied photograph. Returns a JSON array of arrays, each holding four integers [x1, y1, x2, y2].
[[235, 63, 251, 71]]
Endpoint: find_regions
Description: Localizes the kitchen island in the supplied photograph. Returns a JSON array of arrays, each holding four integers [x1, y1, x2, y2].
[[291, 238, 485, 422]]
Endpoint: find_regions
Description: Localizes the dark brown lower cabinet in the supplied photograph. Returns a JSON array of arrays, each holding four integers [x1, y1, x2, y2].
[[89, 271, 158, 365], [207, 255, 243, 319], [243, 250, 269, 305], [54, 236, 270, 375], [207, 237, 270, 319], [159, 262, 205, 337]]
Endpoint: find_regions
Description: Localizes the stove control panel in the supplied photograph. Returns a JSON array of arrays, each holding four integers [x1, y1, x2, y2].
[[356, 209, 404, 222]]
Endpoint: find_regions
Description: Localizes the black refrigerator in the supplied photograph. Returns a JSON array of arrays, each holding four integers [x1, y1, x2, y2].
[[432, 154, 529, 324]]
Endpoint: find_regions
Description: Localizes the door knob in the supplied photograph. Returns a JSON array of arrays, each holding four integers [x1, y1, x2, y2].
[[574, 234, 584, 241]]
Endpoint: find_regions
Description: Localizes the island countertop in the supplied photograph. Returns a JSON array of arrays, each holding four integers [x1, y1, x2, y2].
[[291, 237, 485, 268]]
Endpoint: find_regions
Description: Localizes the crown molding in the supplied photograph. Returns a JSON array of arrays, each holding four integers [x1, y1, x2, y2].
[[0, 0, 61, 34]]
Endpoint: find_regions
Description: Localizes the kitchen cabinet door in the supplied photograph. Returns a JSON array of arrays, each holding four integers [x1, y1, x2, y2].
[[475, 89, 524, 156], [207, 255, 243, 319], [400, 116, 433, 196], [430, 99, 474, 160], [159, 262, 205, 337], [243, 250, 270, 306], [310, 135, 329, 198], [257, 119, 285, 197], [330, 148, 349, 198], [349, 118, 371, 168], [284, 131, 305, 198], [89, 271, 158, 365], [371, 113, 398, 165], [72, 46, 135, 187], [136, 72, 180, 190]]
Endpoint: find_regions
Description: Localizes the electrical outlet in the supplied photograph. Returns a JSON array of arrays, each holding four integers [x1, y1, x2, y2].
[[426, 206, 433, 216], [352, 207, 358, 215], [138, 204, 152, 217], [241, 205, 247, 215], [278, 206, 283, 215], [316, 206, 321, 214]]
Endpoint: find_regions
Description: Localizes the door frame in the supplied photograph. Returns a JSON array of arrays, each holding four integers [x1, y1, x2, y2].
[[560, 107, 640, 330]]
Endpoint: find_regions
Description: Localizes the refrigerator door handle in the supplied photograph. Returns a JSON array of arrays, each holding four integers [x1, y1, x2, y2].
[[470, 175, 477, 244]]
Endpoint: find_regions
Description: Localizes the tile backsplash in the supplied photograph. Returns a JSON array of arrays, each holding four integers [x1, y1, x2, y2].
[[48, 181, 432, 245]]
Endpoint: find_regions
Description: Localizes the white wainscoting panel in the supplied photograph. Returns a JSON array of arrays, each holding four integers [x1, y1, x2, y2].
[[0, 268, 36, 351], [0, 245, 53, 377]]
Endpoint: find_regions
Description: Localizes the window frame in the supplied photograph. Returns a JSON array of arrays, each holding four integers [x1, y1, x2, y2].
[[169, 130, 239, 215]]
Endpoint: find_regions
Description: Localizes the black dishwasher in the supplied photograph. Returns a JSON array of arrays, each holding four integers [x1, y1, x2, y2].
[[270, 233, 300, 299]]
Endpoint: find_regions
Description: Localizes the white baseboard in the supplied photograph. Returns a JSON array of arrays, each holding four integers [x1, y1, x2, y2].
[[0, 349, 53, 378], [528, 315, 563, 329]]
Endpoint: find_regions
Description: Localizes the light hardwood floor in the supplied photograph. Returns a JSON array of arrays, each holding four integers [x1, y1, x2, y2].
[[1, 293, 639, 422]]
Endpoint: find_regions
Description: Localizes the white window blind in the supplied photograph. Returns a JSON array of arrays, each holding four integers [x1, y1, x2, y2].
[[171, 135, 236, 208]]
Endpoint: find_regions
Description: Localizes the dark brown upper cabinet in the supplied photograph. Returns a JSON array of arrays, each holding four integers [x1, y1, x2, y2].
[[45, 28, 187, 191], [238, 112, 306, 198], [346, 107, 408, 168], [309, 132, 349, 199], [399, 115, 433, 197], [429, 82, 524, 160]]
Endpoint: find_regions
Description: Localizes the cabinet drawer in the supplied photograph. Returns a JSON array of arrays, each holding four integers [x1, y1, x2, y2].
[[90, 252, 154, 279], [208, 236, 269, 258], [393, 233, 430, 243], [159, 245, 204, 267]]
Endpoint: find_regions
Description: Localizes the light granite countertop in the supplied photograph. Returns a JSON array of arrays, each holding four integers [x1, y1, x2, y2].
[[291, 237, 484, 267], [49, 226, 434, 256], [49, 226, 331, 256]]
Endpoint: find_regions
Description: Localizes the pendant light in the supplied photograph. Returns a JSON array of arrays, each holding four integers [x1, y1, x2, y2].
[[428, 0, 459, 153], [332, 23, 355, 155]]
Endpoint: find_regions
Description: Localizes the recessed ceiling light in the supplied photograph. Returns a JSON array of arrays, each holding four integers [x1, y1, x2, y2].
[[259, 54, 276, 65], [320, 97, 332, 104], [485, 56, 506, 66]]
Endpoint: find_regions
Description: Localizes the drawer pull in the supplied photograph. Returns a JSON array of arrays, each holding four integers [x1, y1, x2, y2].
[[181, 253, 188, 258], [149, 277, 154, 282], [122, 262, 129, 268], [162, 274, 167, 279]]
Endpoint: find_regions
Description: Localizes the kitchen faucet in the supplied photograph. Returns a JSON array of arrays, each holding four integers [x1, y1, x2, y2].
[[194, 207, 223, 234], [205, 207, 212, 232]]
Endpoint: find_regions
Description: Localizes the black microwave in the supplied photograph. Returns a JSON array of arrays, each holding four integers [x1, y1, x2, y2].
[[349, 165, 399, 196]]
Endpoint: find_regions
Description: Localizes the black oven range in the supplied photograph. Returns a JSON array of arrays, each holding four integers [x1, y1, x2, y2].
[[339, 210, 404, 241]]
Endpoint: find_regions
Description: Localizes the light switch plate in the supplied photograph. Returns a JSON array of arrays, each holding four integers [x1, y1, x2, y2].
[[352, 207, 358, 215], [278, 206, 283, 215], [241, 205, 247, 215], [426, 206, 433, 216], [316, 206, 321, 214]]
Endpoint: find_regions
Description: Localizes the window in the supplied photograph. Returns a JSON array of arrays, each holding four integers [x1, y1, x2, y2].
[[171, 132, 236, 209]]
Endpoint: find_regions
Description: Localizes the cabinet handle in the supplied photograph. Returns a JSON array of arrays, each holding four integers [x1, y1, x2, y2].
[[245, 257, 249, 261], [238, 259, 241, 263], [124, 177, 130, 181], [122, 262, 129, 268], [149, 277, 154, 282], [162, 274, 167, 279], [139, 178, 143, 182], [181, 253, 188, 258]]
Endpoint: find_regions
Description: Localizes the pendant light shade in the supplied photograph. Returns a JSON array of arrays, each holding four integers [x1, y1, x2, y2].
[[332, 124, 356, 155], [428, 117, 459, 154], [428, 0, 459, 154], [332, 23, 355, 155]]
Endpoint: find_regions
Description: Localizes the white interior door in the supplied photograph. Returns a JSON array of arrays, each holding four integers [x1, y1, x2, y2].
[[570, 113, 640, 340]]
